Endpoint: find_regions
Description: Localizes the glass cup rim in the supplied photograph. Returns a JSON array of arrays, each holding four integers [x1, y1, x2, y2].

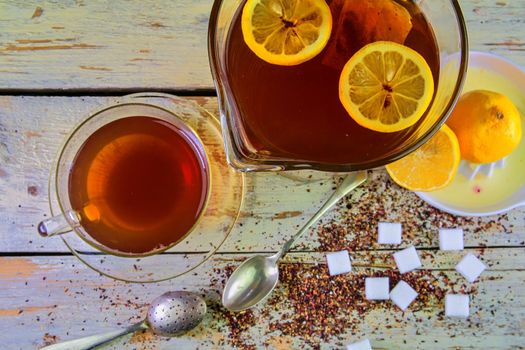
[[52, 101, 213, 258], [208, 0, 470, 172]]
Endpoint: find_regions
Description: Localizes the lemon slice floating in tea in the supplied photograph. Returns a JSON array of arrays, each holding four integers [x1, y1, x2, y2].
[[339, 41, 434, 132], [241, 0, 333, 66], [385, 125, 460, 191]]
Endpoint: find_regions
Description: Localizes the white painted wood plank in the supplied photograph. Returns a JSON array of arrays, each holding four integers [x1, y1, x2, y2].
[[0, 0, 524, 90], [0, 0, 215, 90], [0, 254, 523, 349], [461, 0, 525, 61], [0, 96, 524, 253]]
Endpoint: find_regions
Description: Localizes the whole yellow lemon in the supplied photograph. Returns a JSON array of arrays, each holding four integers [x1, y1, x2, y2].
[[447, 90, 522, 164]]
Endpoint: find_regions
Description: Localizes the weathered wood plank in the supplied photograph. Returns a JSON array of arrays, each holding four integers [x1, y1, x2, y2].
[[0, 0, 524, 90], [0, 96, 524, 254], [0, 0, 214, 90], [0, 254, 523, 349]]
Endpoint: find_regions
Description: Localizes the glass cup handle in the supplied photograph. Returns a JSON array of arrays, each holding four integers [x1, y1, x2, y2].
[[38, 210, 81, 237]]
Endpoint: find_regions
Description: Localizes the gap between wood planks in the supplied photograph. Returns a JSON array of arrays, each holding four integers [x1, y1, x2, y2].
[[0, 88, 217, 97], [1, 245, 524, 257]]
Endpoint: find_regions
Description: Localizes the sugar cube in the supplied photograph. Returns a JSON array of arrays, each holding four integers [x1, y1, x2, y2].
[[326, 250, 352, 276], [347, 339, 372, 350], [393, 246, 421, 274], [365, 277, 390, 300], [456, 253, 486, 283], [445, 294, 469, 318], [378, 222, 402, 245], [439, 228, 464, 251], [390, 280, 418, 311]]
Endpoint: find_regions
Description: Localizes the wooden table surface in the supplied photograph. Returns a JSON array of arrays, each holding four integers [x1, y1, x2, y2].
[[1, 1, 524, 349]]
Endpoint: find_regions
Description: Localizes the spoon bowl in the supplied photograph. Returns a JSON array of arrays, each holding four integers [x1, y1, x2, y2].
[[222, 255, 279, 311]]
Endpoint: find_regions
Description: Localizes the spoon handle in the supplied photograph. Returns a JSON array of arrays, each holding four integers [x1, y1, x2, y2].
[[274, 171, 367, 260], [40, 321, 148, 350]]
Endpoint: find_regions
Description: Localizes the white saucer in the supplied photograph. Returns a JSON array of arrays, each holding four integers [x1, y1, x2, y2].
[[415, 52, 525, 217]]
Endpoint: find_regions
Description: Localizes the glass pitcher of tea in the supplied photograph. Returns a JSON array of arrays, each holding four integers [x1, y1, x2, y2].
[[208, 0, 468, 172]]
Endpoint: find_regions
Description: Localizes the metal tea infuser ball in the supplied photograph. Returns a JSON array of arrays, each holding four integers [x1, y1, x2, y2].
[[41, 291, 207, 350]]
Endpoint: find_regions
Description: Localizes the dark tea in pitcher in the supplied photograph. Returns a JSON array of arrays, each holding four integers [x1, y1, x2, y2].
[[68, 116, 209, 255], [225, 0, 440, 164]]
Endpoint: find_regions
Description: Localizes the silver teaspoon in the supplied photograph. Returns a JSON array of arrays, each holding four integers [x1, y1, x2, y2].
[[222, 171, 367, 312], [41, 291, 206, 350]]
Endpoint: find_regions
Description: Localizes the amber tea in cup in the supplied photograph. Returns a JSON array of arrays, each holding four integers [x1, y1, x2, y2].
[[69, 116, 209, 255], [38, 104, 210, 256]]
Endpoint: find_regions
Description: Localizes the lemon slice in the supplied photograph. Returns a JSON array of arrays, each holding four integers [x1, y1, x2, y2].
[[339, 41, 434, 133], [385, 125, 460, 191], [241, 0, 332, 66]]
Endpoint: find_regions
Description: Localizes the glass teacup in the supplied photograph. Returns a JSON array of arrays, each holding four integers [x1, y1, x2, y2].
[[38, 102, 211, 257], [37, 94, 245, 282]]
